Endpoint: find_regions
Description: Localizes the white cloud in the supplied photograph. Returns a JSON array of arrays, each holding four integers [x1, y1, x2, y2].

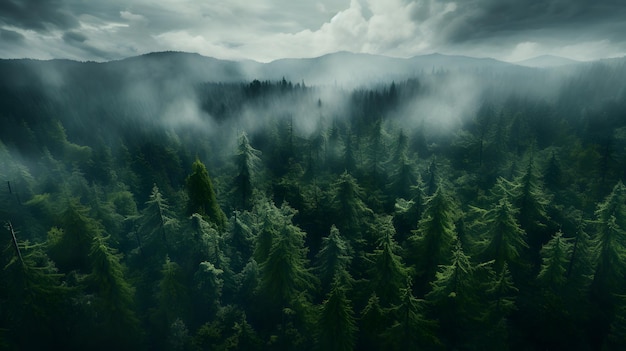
[[120, 11, 146, 22]]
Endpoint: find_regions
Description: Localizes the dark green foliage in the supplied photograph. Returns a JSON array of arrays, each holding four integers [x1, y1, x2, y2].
[[329, 172, 373, 241], [258, 203, 316, 307], [316, 280, 357, 351], [47, 199, 101, 273], [384, 280, 438, 350], [407, 186, 458, 292], [315, 225, 352, 293], [426, 243, 482, 349], [357, 293, 385, 351], [0, 232, 72, 350], [2, 58, 626, 350], [232, 132, 262, 210], [85, 235, 140, 349], [186, 159, 227, 229], [473, 191, 529, 275], [366, 216, 408, 307]]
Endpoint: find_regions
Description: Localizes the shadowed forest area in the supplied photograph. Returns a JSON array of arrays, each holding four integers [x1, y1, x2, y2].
[[1, 53, 626, 350]]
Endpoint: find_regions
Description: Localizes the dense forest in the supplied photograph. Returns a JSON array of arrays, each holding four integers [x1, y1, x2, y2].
[[1, 52, 626, 350]]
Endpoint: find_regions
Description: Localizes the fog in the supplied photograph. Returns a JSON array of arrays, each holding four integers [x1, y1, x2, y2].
[[1, 51, 624, 185]]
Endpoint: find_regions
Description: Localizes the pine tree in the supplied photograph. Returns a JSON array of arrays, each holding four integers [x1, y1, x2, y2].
[[407, 185, 458, 292], [156, 257, 191, 330], [193, 261, 223, 320], [483, 263, 517, 350], [589, 181, 626, 348], [315, 225, 352, 294], [392, 174, 426, 241], [258, 203, 316, 308], [85, 235, 140, 349], [366, 215, 408, 307], [316, 279, 357, 351], [358, 293, 386, 351], [384, 280, 438, 351], [426, 242, 481, 349], [329, 172, 373, 242], [591, 181, 626, 294], [232, 132, 262, 210], [474, 195, 528, 275], [225, 211, 254, 272], [136, 184, 178, 262], [537, 231, 572, 290], [511, 155, 552, 269], [47, 199, 101, 273], [186, 159, 226, 229], [1, 224, 72, 349]]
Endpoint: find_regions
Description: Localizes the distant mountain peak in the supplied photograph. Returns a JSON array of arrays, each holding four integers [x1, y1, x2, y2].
[[515, 55, 581, 68]]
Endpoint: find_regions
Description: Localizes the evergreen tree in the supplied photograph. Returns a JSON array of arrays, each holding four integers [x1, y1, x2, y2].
[[186, 159, 226, 229], [1, 225, 72, 350], [136, 184, 178, 263], [357, 293, 385, 351], [589, 181, 626, 348], [407, 185, 458, 292], [591, 181, 626, 294], [155, 257, 191, 332], [47, 199, 101, 273], [315, 225, 352, 294], [392, 174, 426, 241], [225, 211, 255, 272], [316, 279, 357, 351], [193, 261, 223, 321], [511, 155, 552, 269], [483, 263, 517, 350], [384, 280, 438, 351], [85, 235, 140, 349], [366, 216, 408, 307], [537, 231, 572, 290], [258, 205, 315, 308], [426, 243, 481, 349], [474, 194, 528, 275], [329, 172, 373, 242], [232, 132, 262, 210]]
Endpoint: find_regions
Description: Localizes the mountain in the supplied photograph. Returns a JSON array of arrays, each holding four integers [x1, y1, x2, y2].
[[515, 55, 581, 68], [0, 51, 534, 88], [260, 51, 523, 85]]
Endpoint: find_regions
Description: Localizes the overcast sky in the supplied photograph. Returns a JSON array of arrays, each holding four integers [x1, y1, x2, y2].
[[1, 0, 625, 63]]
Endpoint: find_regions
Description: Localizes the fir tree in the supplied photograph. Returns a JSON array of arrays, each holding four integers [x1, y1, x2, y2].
[[384, 279, 438, 351], [258, 203, 316, 308], [85, 235, 141, 349], [315, 225, 352, 294], [329, 172, 373, 242], [366, 215, 408, 307], [511, 155, 552, 269], [408, 185, 458, 288], [537, 231, 572, 291], [136, 184, 178, 263], [186, 159, 226, 229], [357, 293, 385, 351], [47, 199, 101, 273], [1, 226, 72, 349], [474, 194, 528, 275], [426, 242, 481, 349], [316, 279, 357, 351], [232, 132, 262, 211]]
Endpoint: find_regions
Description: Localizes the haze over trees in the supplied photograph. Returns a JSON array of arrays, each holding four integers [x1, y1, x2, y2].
[[1, 52, 626, 350]]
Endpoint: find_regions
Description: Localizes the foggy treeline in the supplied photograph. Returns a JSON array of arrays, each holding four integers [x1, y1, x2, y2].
[[1, 52, 626, 350]]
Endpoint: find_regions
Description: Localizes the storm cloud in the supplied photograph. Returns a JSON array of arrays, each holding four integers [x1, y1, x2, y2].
[[0, 0, 625, 62]]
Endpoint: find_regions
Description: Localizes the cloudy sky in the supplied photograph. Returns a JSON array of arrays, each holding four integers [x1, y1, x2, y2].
[[1, 0, 625, 63]]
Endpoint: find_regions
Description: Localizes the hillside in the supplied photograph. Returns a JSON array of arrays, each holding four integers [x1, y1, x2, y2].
[[1, 51, 626, 350]]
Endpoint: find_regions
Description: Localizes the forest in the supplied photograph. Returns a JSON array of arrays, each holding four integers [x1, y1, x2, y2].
[[1, 52, 626, 350]]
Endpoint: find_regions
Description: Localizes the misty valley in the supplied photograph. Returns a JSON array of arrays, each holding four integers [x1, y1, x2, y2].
[[2, 52, 626, 350]]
